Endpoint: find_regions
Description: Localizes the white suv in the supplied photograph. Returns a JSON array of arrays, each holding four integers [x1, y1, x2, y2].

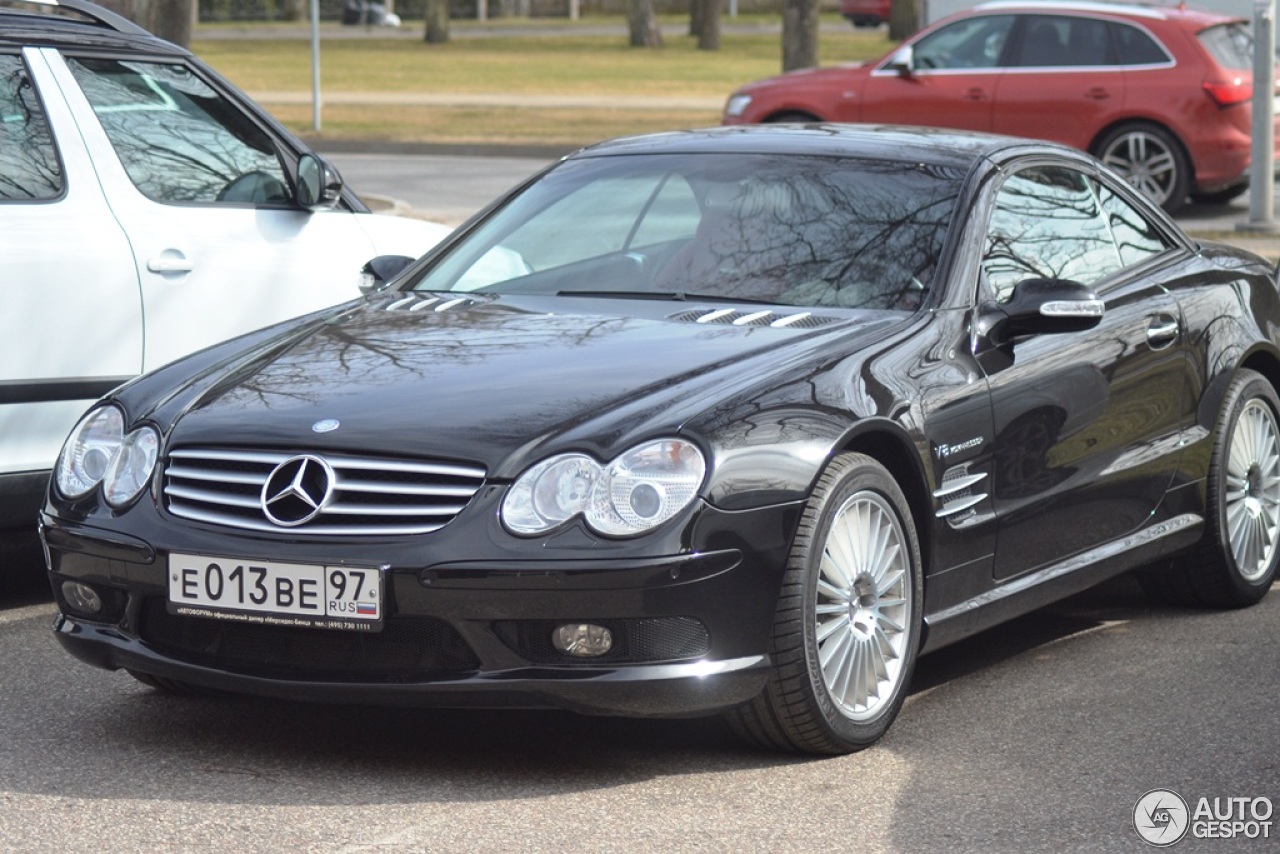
[[1, 0, 450, 534]]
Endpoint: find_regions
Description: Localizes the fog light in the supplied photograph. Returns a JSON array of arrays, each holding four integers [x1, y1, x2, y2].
[[552, 623, 613, 657], [61, 581, 103, 615]]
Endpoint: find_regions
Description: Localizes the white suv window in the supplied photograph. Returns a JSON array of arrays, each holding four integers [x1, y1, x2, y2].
[[0, 53, 63, 200], [65, 57, 290, 205]]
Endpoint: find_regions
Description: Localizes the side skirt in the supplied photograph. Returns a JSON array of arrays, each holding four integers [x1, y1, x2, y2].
[[920, 512, 1203, 654]]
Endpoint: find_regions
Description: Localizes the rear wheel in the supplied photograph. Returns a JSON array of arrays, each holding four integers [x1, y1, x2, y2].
[[726, 453, 923, 754], [1142, 369, 1280, 607], [1093, 122, 1190, 215]]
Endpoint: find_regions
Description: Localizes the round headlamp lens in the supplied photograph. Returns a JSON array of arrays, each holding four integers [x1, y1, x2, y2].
[[103, 426, 160, 507], [55, 407, 125, 498]]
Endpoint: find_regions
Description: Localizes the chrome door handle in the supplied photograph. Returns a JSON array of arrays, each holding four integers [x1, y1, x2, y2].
[[1147, 317, 1179, 348]]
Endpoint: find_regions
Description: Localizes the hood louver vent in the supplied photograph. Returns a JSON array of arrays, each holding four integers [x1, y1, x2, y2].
[[382, 294, 486, 313], [666, 308, 838, 329]]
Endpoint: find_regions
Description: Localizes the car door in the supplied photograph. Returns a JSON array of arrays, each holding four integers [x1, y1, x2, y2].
[[990, 14, 1124, 152], [858, 14, 1014, 132], [36, 49, 387, 371], [973, 163, 1191, 579], [1, 49, 141, 481]]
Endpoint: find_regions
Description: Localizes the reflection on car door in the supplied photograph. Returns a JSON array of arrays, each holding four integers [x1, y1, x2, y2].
[[2, 49, 141, 480], [975, 165, 1191, 579], [38, 49, 381, 369], [859, 14, 1014, 131]]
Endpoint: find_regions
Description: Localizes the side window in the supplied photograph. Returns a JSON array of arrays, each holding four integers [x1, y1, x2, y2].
[[1097, 183, 1172, 265], [442, 172, 699, 291], [911, 14, 1014, 70], [630, 176, 700, 248], [502, 173, 698, 272], [1111, 22, 1171, 66], [0, 54, 63, 200], [982, 165, 1123, 302], [65, 57, 289, 205], [1012, 15, 1112, 67]]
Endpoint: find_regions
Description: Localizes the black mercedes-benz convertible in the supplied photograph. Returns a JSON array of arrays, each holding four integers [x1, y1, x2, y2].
[[42, 125, 1280, 754]]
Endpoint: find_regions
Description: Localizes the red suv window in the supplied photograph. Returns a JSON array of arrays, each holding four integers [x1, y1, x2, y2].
[[1198, 22, 1252, 71]]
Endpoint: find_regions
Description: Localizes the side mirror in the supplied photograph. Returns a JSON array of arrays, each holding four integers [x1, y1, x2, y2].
[[296, 153, 343, 210], [360, 254, 417, 293], [886, 45, 915, 77], [977, 277, 1104, 345]]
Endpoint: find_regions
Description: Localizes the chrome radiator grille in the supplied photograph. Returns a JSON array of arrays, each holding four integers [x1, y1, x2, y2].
[[163, 448, 486, 536]]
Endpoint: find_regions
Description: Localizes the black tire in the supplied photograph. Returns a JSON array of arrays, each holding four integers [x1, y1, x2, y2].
[[764, 111, 821, 124], [1142, 369, 1280, 608], [1092, 122, 1191, 215], [725, 453, 923, 754]]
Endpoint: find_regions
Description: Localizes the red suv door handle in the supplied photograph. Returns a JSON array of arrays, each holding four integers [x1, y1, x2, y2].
[[1085, 87, 1111, 101], [965, 87, 988, 101]]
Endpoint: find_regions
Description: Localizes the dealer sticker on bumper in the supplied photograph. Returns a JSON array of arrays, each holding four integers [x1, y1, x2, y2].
[[168, 552, 383, 631]]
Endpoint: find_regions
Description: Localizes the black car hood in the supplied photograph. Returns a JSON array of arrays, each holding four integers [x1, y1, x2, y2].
[[161, 292, 899, 476]]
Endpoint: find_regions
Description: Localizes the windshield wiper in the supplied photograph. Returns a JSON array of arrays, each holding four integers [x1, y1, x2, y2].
[[556, 289, 781, 306]]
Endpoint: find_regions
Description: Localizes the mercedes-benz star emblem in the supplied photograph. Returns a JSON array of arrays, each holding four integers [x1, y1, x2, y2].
[[261, 455, 335, 527]]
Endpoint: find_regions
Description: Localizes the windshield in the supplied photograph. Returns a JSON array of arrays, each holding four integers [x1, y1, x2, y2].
[[408, 152, 964, 311]]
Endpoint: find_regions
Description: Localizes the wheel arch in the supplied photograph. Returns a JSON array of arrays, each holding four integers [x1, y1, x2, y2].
[[836, 423, 934, 579], [1088, 117, 1196, 186]]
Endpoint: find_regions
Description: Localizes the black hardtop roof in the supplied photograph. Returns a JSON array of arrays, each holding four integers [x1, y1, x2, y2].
[[570, 124, 1073, 170]]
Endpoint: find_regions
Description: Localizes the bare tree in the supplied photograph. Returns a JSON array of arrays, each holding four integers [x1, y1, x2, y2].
[[279, 0, 306, 22], [888, 0, 920, 42], [695, 0, 721, 51], [626, 0, 663, 48], [425, 0, 450, 43], [101, 0, 193, 46], [781, 0, 819, 71]]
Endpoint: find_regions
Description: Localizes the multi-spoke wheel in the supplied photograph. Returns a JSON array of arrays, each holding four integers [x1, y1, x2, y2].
[[1142, 369, 1280, 607], [726, 453, 922, 754], [1094, 122, 1190, 215], [1223, 397, 1280, 582]]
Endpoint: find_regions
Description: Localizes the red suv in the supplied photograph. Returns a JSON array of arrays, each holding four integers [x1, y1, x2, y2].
[[841, 0, 891, 28], [724, 1, 1275, 212]]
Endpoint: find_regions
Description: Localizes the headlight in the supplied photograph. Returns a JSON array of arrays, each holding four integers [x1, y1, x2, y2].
[[503, 439, 706, 537], [54, 405, 160, 507], [724, 93, 753, 118], [55, 406, 124, 497], [103, 425, 160, 507]]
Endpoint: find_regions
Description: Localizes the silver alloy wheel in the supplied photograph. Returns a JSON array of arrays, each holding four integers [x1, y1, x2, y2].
[[1225, 399, 1280, 582], [815, 490, 912, 722], [1099, 129, 1177, 208]]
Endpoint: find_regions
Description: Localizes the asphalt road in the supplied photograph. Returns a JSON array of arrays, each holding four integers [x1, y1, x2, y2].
[[2, 544, 1277, 851]]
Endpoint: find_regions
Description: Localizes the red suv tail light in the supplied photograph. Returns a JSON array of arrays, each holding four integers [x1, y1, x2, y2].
[[1203, 77, 1252, 107]]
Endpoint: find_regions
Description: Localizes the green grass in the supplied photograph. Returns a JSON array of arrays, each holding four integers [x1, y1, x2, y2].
[[192, 16, 895, 145]]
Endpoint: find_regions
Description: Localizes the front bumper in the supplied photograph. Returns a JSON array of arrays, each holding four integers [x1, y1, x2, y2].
[[42, 502, 799, 718]]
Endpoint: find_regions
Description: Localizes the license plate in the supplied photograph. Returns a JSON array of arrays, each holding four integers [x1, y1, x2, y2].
[[168, 553, 383, 631]]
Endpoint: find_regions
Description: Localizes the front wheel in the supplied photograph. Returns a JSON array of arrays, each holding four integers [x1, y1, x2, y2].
[[1093, 123, 1190, 215], [1143, 369, 1280, 607], [726, 453, 923, 754], [764, 111, 821, 124]]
